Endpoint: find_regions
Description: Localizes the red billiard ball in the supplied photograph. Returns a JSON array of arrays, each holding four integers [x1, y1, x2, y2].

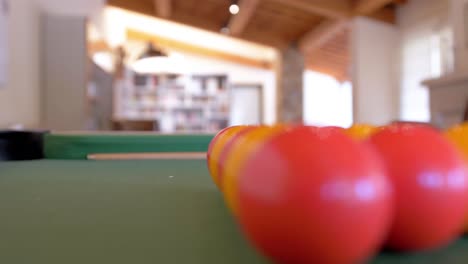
[[237, 126, 393, 264], [222, 125, 289, 215], [368, 124, 468, 251]]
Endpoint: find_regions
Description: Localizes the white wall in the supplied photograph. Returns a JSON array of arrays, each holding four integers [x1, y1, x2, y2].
[[0, 0, 40, 128], [351, 17, 400, 125], [0, 0, 104, 129], [397, 0, 450, 122], [449, 0, 468, 72], [230, 86, 262, 125], [398, 0, 449, 27], [42, 14, 88, 130]]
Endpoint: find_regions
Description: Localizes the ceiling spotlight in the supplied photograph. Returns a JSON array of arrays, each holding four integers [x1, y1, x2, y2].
[[220, 27, 230, 35], [229, 4, 239, 15]]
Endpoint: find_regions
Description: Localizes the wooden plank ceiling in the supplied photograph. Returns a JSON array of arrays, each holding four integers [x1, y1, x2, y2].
[[107, 0, 406, 82]]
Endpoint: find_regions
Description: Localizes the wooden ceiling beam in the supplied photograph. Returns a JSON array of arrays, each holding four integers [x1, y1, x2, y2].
[[318, 38, 349, 49], [308, 60, 346, 68], [298, 20, 349, 55], [299, 0, 397, 55], [154, 0, 171, 19], [301, 0, 400, 80], [309, 52, 350, 62], [228, 0, 260, 36], [366, 6, 396, 24], [308, 54, 349, 65], [354, 0, 395, 15], [307, 63, 346, 74], [308, 56, 349, 67], [319, 46, 348, 55], [126, 29, 273, 69], [108, 0, 153, 16], [266, 0, 352, 19]]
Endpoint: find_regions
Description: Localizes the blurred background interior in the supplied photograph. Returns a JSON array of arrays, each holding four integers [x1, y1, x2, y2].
[[0, 0, 467, 133]]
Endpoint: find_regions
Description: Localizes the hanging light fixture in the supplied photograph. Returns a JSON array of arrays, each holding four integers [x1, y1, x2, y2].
[[220, 20, 230, 35], [132, 42, 185, 74], [138, 42, 167, 59]]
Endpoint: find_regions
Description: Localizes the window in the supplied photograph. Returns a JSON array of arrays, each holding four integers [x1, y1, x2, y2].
[[400, 19, 453, 122], [303, 71, 353, 127]]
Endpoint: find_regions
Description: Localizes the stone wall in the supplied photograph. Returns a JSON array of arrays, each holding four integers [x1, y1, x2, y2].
[[278, 46, 304, 123]]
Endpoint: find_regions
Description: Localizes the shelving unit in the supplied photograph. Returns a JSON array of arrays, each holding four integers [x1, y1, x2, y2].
[[113, 70, 230, 133]]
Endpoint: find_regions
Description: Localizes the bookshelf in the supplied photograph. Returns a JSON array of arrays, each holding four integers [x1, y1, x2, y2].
[[113, 70, 230, 133]]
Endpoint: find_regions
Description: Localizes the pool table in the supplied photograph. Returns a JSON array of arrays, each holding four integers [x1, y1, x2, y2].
[[1, 159, 468, 264]]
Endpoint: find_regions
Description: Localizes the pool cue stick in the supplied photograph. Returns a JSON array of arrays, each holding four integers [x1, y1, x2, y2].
[[87, 152, 207, 160]]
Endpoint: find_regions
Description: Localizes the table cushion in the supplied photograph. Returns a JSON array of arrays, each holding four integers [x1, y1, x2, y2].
[[44, 132, 214, 160]]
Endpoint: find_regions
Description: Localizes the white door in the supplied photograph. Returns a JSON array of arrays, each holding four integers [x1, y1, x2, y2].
[[229, 85, 262, 126]]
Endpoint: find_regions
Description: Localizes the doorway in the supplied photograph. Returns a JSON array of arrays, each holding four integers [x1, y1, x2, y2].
[[229, 83, 263, 126]]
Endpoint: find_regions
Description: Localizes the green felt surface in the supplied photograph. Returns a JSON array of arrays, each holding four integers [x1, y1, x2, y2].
[[44, 133, 214, 159], [1, 160, 467, 264]]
